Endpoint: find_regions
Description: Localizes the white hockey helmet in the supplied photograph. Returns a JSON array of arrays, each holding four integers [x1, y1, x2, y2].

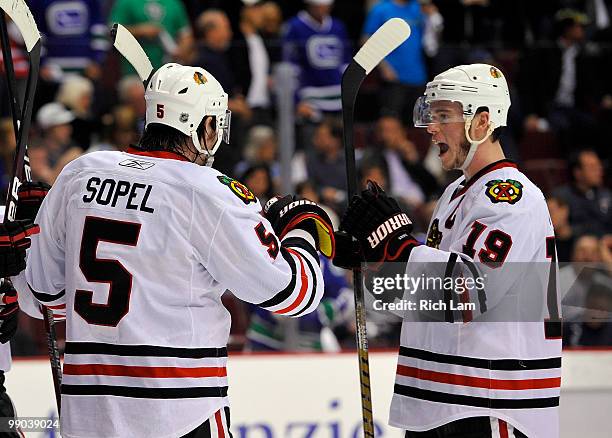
[[145, 63, 231, 164], [413, 63, 511, 170]]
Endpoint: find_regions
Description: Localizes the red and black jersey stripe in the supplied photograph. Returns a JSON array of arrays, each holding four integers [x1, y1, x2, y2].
[[65, 342, 227, 358], [395, 347, 561, 410], [257, 244, 318, 316], [399, 347, 561, 370], [289, 248, 318, 317], [184, 407, 232, 438], [63, 363, 227, 378], [394, 384, 559, 409], [63, 342, 228, 400], [61, 384, 228, 399], [257, 248, 298, 309]]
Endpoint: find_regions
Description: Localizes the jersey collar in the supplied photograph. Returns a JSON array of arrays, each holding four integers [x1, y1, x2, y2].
[[126, 146, 190, 162], [451, 159, 517, 201]]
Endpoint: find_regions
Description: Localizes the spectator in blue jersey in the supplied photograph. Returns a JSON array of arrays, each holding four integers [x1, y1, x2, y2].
[[29, 0, 109, 79], [363, 0, 428, 121], [282, 0, 352, 122]]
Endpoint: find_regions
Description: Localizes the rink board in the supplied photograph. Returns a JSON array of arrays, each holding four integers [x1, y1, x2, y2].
[[6, 350, 612, 437]]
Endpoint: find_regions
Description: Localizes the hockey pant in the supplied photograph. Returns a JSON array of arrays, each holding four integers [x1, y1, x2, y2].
[[404, 417, 527, 438], [181, 407, 232, 438]]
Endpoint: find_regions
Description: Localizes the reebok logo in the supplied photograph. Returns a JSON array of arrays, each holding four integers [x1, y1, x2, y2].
[[367, 213, 411, 249], [279, 200, 316, 217], [119, 159, 155, 170]]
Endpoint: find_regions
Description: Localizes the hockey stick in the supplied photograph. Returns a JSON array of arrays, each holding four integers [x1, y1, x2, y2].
[[341, 18, 411, 437], [111, 23, 154, 86], [0, 0, 62, 414]]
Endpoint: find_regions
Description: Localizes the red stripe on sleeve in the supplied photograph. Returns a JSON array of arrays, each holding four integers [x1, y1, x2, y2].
[[396, 365, 561, 390], [273, 248, 311, 315]]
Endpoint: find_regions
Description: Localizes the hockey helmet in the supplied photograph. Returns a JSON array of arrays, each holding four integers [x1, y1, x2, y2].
[[413, 64, 511, 170], [145, 63, 231, 164]]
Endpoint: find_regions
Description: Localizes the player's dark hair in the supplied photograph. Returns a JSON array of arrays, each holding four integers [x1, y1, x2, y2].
[[475, 107, 505, 143], [138, 123, 192, 155], [138, 117, 217, 161]]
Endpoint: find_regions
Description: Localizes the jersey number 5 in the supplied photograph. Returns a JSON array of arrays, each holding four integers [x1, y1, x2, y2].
[[74, 216, 141, 327]]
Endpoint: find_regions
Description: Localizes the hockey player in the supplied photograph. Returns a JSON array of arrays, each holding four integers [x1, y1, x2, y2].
[[0, 194, 45, 438], [335, 64, 561, 437], [0, 197, 43, 349], [12, 63, 334, 438]]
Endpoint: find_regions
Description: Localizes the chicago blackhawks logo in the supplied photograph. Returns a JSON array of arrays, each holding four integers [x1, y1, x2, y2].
[[193, 72, 207, 85], [426, 218, 442, 249], [217, 175, 256, 205], [490, 66, 502, 78], [485, 179, 523, 204]]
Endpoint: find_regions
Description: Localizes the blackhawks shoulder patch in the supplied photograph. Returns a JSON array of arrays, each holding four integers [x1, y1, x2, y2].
[[485, 179, 523, 204], [217, 175, 256, 205], [426, 218, 443, 249]]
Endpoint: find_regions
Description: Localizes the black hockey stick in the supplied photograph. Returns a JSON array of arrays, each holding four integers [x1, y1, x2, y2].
[[0, 0, 62, 414], [0, 12, 21, 141], [340, 18, 411, 437]]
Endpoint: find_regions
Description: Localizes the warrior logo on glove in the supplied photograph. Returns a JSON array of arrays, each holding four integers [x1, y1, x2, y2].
[[335, 181, 419, 269], [367, 213, 412, 249]]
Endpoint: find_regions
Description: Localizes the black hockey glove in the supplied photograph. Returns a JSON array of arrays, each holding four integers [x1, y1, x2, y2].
[[0, 281, 18, 344], [336, 181, 419, 271], [0, 220, 39, 277], [16, 181, 50, 221], [263, 195, 335, 258], [332, 231, 363, 269]]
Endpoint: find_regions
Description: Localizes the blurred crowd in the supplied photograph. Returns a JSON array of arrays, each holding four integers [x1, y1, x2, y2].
[[3, 0, 611, 356]]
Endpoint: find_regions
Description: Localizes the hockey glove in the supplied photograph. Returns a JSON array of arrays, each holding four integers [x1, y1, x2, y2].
[[263, 195, 335, 258], [332, 231, 363, 269], [337, 181, 419, 270], [0, 281, 18, 344], [0, 220, 39, 277], [16, 181, 50, 221]]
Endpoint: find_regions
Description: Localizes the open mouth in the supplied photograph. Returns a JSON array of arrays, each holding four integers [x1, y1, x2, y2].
[[438, 143, 449, 156]]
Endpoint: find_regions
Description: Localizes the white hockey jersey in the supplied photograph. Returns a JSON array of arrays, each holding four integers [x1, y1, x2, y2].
[[12, 148, 324, 438], [389, 160, 562, 437]]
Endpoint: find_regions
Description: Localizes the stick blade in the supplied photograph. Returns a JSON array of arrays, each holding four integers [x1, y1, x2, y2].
[[354, 18, 411, 74], [0, 0, 40, 52], [112, 23, 154, 83]]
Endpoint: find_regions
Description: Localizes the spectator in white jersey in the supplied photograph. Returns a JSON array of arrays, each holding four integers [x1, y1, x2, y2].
[[335, 64, 562, 437], [11, 63, 335, 438]]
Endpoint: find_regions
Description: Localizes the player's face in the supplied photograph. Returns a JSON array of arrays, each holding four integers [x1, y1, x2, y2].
[[425, 102, 470, 170]]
